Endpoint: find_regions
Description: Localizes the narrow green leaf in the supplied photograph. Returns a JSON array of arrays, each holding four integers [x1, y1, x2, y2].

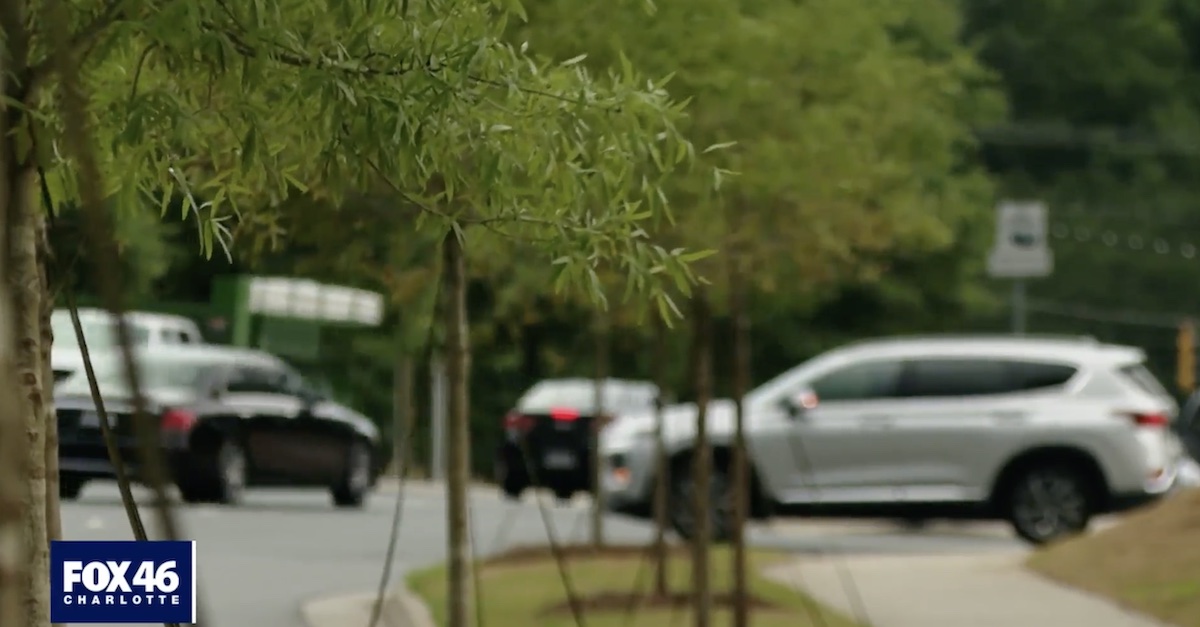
[[703, 141, 737, 154], [158, 180, 174, 216], [679, 249, 717, 263], [241, 126, 257, 174]]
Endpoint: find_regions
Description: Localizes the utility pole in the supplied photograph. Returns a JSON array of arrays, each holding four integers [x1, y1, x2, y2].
[[1011, 280, 1027, 335]]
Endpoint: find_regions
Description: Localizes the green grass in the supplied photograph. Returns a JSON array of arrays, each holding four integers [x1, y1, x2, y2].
[[407, 545, 860, 627], [1027, 489, 1200, 627]]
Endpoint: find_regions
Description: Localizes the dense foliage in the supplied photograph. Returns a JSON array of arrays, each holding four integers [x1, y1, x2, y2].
[[54, 0, 1200, 473]]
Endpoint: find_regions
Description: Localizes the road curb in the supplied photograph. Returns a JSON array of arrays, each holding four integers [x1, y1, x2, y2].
[[386, 583, 437, 627], [300, 584, 435, 627]]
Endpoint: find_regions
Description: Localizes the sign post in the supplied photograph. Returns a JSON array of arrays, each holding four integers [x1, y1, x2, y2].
[[986, 200, 1054, 334]]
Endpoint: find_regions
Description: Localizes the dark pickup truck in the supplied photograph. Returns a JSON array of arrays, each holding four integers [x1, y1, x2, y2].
[[493, 378, 659, 501]]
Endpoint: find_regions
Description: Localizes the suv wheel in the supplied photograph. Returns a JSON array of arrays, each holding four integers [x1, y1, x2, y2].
[[669, 462, 733, 543], [1006, 464, 1093, 545], [178, 482, 213, 504]]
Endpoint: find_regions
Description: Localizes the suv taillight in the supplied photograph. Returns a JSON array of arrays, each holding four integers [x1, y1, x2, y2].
[[161, 408, 197, 433], [1120, 411, 1169, 428]]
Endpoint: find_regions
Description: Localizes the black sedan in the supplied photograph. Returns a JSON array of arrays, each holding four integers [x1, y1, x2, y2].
[[494, 378, 659, 502], [56, 345, 382, 507]]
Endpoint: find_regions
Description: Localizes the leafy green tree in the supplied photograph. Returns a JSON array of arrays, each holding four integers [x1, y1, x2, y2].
[[963, 0, 1200, 360], [2, 0, 708, 624], [517, 0, 999, 621]]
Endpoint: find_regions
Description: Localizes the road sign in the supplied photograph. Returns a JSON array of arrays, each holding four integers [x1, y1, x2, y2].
[[987, 200, 1053, 278]]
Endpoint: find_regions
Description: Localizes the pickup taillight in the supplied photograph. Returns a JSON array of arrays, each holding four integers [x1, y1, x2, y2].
[[504, 411, 533, 432]]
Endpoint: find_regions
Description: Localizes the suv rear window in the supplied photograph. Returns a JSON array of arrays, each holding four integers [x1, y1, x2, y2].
[[1119, 363, 1172, 399], [899, 358, 1078, 398], [1010, 361, 1078, 391], [901, 359, 1013, 397]]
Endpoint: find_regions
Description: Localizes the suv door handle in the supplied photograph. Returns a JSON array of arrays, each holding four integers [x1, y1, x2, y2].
[[990, 410, 1027, 420]]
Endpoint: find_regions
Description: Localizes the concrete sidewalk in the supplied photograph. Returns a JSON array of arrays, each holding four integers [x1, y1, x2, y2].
[[301, 587, 435, 627], [765, 552, 1172, 627]]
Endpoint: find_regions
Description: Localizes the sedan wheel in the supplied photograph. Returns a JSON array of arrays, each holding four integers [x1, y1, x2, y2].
[[215, 440, 247, 506], [60, 475, 86, 501], [1008, 465, 1091, 545], [332, 441, 371, 508]]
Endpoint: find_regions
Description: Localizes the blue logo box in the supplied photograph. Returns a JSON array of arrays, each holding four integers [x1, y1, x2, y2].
[[50, 540, 196, 624]]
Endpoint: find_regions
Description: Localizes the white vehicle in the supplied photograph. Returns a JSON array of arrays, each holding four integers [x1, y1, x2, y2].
[[51, 308, 204, 385], [601, 334, 1181, 545]]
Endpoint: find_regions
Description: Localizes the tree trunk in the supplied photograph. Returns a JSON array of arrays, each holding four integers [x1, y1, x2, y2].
[[38, 216, 60, 549], [2, 4, 49, 624], [729, 266, 751, 627], [9, 164, 50, 627], [651, 312, 669, 597], [442, 230, 473, 627], [590, 313, 609, 547], [392, 351, 415, 478], [0, 43, 35, 623], [690, 293, 713, 627], [0, 209, 28, 626]]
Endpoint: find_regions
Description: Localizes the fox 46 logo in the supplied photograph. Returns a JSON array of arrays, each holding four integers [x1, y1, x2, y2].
[[51, 540, 197, 624]]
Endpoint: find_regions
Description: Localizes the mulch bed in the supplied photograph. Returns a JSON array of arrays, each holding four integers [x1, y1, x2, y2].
[[485, 543, 690, 566], [539, 591, 777, 615]]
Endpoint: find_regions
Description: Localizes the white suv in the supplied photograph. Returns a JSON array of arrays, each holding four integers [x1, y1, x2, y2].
[[50, 308, 205, 386], [600, 335, 1180, 544]]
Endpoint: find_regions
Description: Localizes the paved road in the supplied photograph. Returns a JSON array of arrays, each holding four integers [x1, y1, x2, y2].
[[62, 481, 1025, 626]]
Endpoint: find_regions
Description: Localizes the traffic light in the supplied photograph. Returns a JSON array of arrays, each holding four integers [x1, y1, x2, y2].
[[1177, 319, 1195, 394]]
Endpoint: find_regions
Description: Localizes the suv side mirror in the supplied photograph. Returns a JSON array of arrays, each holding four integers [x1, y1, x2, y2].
[[782, 387, 819, 418]]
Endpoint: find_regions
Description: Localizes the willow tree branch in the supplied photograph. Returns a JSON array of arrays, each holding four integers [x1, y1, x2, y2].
[[20, 0, 125, 101], [40, 0, 202, 625], [64, 291, 148, 541]]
